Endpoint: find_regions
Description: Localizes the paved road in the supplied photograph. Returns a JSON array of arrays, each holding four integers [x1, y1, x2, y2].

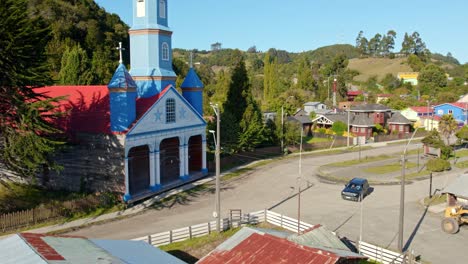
[[66, 143, 467, 263]]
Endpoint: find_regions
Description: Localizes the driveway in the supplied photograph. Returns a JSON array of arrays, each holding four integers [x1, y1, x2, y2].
[[65, 143, 466, 264]]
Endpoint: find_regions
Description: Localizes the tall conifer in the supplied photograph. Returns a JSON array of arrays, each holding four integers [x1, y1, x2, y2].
[[0, 0, 64, 181]]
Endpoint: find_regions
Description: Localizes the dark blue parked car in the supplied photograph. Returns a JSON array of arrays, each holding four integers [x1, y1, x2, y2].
[[341, 178, 369, 201]]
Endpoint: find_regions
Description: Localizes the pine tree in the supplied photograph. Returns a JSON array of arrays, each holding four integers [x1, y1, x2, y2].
[[221, 51, 263, 151], [0, 0, 64, 181]]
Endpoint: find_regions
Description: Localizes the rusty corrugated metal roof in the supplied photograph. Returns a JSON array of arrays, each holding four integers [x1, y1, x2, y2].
[[198, 232, 340, 264]]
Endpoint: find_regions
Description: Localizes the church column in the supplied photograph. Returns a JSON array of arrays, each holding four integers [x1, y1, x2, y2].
[[179, 136, 188, 180], [123, 156, 131, 202], [155, 141, 161, 187], [149, 150, 157, 192], [184, 139, 189, 177], [202, 135, 208, 175]]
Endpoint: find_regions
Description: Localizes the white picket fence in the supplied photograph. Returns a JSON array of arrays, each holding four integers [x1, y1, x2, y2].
[[359, 241, 405, 264], [133, 209, 417, 264]]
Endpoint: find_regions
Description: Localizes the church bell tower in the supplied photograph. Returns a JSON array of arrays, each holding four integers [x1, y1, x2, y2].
[[129, 0, 176, 98]]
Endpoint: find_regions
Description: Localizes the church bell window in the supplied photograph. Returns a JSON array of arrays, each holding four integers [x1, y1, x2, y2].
[[159, 0, 166, 18], [137, 0, 145, 17], [166, 98, 176, 123]]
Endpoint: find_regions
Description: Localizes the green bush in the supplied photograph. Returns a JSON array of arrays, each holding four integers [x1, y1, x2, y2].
[[427, 158, 451, 172]]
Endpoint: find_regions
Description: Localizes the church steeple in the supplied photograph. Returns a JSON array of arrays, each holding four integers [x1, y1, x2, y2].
[[129, 0, 176, 98], [108, 43, 137, 132], [181, 52, 204, 116]]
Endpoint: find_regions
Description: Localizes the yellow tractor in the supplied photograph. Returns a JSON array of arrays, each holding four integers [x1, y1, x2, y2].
[[441, 174, 468, 234], [441, 205, 468, 234]]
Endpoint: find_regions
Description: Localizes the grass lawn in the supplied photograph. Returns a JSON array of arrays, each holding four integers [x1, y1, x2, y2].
[[455, 149, 468, 158], [363, 162, 417, 174], [325, 155, 393, 167], [395, 170, 430, 180], [423, 194, 447, 206], [306, 136, 332, 144], [455, 160, 468, 169]]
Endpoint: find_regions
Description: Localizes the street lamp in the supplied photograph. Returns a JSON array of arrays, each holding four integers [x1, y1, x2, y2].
[[281, 96, 295, 154], [398, 126, 421, 252], [210, 103, 221, 232]]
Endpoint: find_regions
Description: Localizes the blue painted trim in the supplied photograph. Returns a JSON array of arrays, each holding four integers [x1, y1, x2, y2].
[[150, 184, 162, 192], [126, 124, 206, 139], [125, 86, 207, 136], [180, 175, 190, 181], [123, 194, 132, 202], [202, 168, 208, 175]]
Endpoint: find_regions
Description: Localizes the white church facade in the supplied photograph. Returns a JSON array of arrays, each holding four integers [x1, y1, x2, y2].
[[37, 0, 208, 203]]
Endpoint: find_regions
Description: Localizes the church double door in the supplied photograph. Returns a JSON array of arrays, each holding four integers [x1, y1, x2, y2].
[[188, 135, 202, 172], [128, 145, 150, 196], [160, 137, 180, 185]]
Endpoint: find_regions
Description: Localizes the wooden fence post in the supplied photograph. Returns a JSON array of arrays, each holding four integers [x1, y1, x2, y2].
[[189, 226, 192, 239], [208, 222, 211, 234], [264, 209, 267, 223], [169, 230, 173, 244], [147, 235, 152, 245]]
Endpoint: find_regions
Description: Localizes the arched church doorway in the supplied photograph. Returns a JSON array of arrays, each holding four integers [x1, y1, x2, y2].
[[160, 137, 180, 184], [128, 145, 150, 196], [188, 135, 202, 172]]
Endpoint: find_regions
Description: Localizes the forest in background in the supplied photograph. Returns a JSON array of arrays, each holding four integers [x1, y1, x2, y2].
[[2, 0, 468, 180]]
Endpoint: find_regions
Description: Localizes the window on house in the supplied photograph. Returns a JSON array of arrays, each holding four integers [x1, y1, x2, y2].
[[399, 125, 403, 132], [159, 0, 166, 18], [166, 98, 176, 123], [162, 42, 169, 61], [449, 110, 453, 114]]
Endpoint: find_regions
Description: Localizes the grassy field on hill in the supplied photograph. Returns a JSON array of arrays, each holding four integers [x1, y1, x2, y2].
[[348, 57, 413, 82]]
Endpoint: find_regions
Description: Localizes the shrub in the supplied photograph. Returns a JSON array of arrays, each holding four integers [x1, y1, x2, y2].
[[427, 158, 451, 172]]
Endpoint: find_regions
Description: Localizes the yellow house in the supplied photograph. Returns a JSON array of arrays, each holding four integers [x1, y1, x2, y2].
[[397, 72, 419, 85]]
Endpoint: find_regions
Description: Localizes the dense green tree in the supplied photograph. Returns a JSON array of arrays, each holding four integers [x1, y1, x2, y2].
[[381, 30, 396, 56], [263, 52, 280, 108], [439, 114, 458, 146], [0, 0, 64, 181], [58, 44, 93, 84], [368, 33, 382, 56], [221, 51, 263, 151], [401, 33, 414, 55], [456, 125, 468, 143], [27, 0, 129, 84], [418, 64, 447, 95], [296, 57, 315, 92], [331, 121, 347, 136]]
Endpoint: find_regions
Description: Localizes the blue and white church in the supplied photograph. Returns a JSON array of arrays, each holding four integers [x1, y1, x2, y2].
[[38, 0, 208, 203], [117, 0, 208, 202]]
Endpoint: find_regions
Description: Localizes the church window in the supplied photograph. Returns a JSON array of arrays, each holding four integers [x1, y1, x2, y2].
[[159, 0, 166, 18], [162, 42, 169, 61], [166, 98, 176, 123], [137, 0, 145, 18]]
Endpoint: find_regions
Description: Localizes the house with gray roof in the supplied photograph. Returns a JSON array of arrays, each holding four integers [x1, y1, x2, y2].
[[313, 104, 411, 140]]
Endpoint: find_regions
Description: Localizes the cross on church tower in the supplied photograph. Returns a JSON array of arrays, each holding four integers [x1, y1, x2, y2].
[[115, 42, 125, 64]]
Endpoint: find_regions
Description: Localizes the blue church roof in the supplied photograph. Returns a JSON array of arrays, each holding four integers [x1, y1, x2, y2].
[[181, 68, 204, 89], [108, 64, 137, 89]]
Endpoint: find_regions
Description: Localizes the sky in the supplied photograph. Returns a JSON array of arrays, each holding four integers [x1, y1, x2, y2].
[[94, 0, 468, 64]]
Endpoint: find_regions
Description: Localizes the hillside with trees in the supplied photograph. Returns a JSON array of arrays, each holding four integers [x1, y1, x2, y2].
[[2, 0, 467, 179]]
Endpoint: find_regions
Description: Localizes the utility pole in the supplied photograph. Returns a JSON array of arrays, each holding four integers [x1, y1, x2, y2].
[[333, 78, 337, 109], [298, 128, 303, 234], [347, 108, 351, 147], [281, 106, 284, 154], [210, 103, 221, 232], [398, 127, 420, 252]]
